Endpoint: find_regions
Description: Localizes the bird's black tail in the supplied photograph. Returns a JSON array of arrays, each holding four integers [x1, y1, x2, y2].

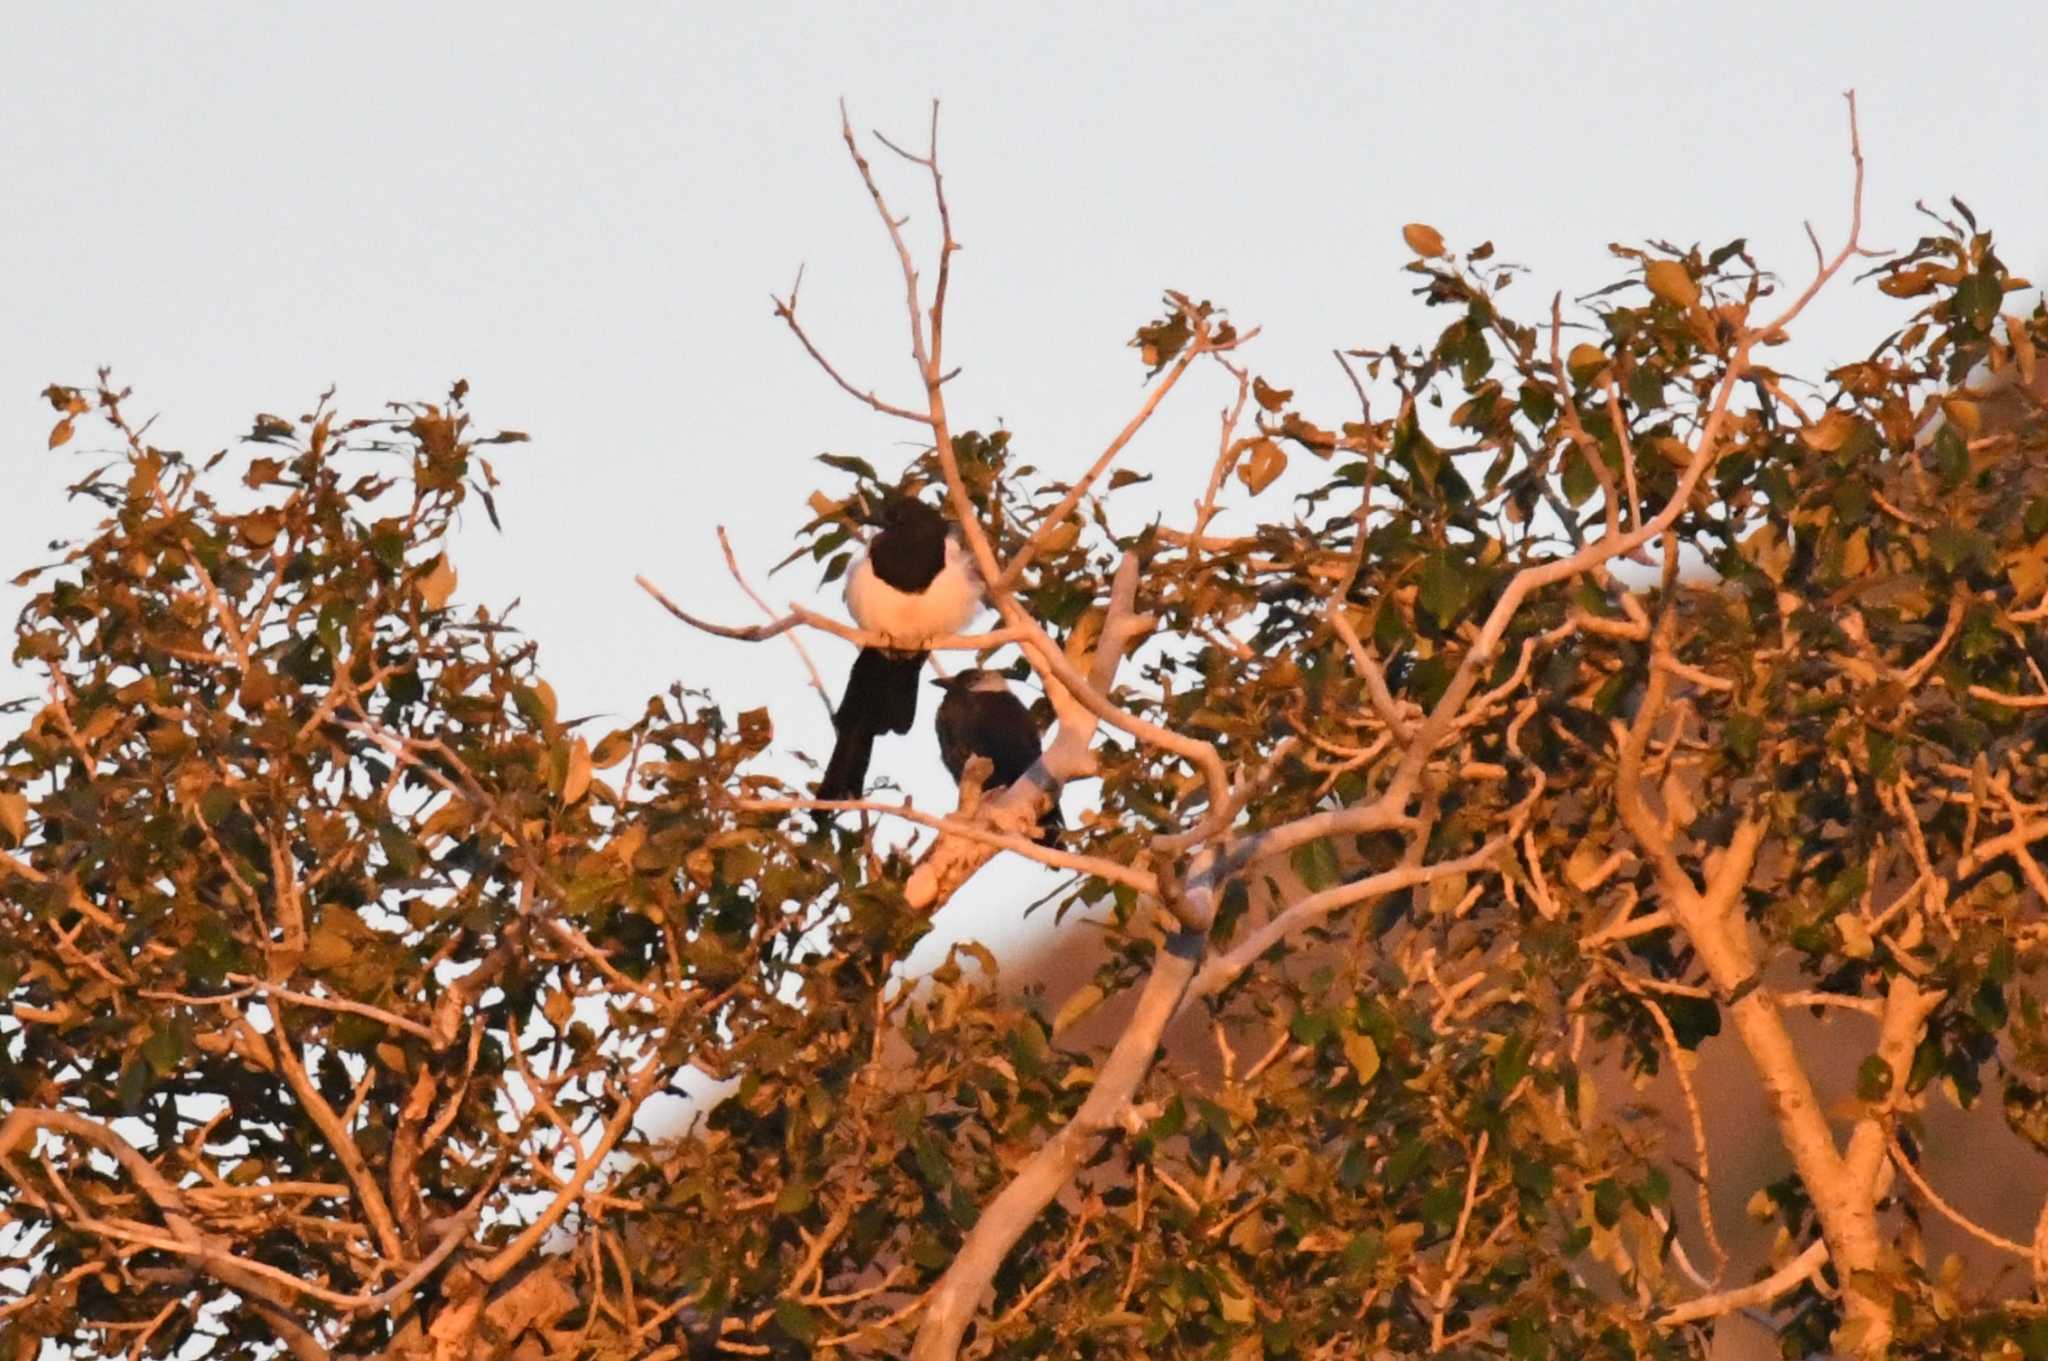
[[845, 648, 926, 737], [817, 648, 926, 801], [817, 726, 874, 803]]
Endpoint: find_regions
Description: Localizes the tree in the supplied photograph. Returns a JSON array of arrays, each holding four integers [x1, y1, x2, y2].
[[5, 93, 2048, 1361]]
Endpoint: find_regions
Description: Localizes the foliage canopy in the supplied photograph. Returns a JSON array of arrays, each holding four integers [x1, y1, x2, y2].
[[6, 99, 2048, 1361]]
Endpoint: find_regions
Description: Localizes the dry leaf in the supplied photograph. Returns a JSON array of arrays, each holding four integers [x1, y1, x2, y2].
[[2008, 314, 2037, 389], [1237, 438, 1287, 494], [1644, 259, 1700, 308], [1799, 409, 1855, 452], [1567, 343, 1607, 378], [561, 737, 592, 805], [1053, 982, 1106, 1035], [418, 555, 458, 609], [0, 791, 26, 846], [1402, 222, 1446, 258]]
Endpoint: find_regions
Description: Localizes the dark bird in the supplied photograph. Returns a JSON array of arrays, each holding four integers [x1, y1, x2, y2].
[[817, 497, 986, 801], [932, 669, 1063, 847]]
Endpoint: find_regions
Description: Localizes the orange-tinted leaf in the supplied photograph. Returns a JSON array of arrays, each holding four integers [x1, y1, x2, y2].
[[1567, 344, 1607, 379], [591, 728, 634, 769], [418, 555, 458, 609], [1799, 410, 1855, 452], [1237, 438, 1288, 494], [1402, 222, 1446, 258], [1252, 376, 1293, 412], [2010, 315, 2037, 389], [561, 737, 592, 805], [1644, 259, 1700, 308]]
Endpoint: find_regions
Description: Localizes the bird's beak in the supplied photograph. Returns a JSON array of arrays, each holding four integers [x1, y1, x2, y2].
[[928, 676, 952, 690]]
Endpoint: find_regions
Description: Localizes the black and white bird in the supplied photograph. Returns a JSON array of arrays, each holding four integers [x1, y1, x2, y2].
[[931, 669, 1063, 847], [817, 497, 986, 801]]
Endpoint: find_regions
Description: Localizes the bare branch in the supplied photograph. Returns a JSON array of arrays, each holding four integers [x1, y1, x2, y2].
[[636, 571, 1022, 653], [716, 526, 835, 721], [140, 975, 434, 1043], [1886, 1137, 2033, 1260], [1614, 975, 1727, 1278], [739, 794, 1155, 894], [1657, 1239, 1828, 1329], [771, 263, 935, 425], [475, 1052, 663, 1285], [0, 1108, 332, 1361], [1191, 811, 1526, 1002]]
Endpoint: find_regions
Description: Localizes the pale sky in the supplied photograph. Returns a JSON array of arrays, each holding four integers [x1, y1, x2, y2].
[[5, 2, 2045, 960]]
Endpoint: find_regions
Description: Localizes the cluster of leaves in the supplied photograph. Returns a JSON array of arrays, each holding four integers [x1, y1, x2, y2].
[[6, 185, 2048, 1361], [760, 205, 2048, 1355], [0, 382, 850, 1359]]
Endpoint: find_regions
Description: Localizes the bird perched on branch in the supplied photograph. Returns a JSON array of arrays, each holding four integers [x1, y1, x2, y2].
[[817, 496, 986, 801], [932, 669, 1062, 847]]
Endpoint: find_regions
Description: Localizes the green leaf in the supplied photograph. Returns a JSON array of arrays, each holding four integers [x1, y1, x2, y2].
[[377, 820, 424, 879], [1289, 839, 1340, 892], [774, 1177, 813, 1214], [1419, 552, 1476, 627], [1290, 1010, 1334, 1047], [1560, 447, 1597, 505], [1493, 1028, 1532, 1092], [513, 684, 555, 729], [1931, 424, 1968, 487], [1954, 270, 2002, 330], [1706, 237, 1748, 269], [815, 452, 878, 480], [773, 1300, 819, 1344], [1592, 1177, 1622, 1228], [1663, 995, 1721, 1050], [1343, 1229, 1383, 1271], [1508, 1314, 1551, 1360], [1386, 1138, 1428, 1189], [1724, 713, 1762, 761], [1856, 1055, 1894, 1103], [1929, 525, 1989, 574], [141, 1022, 185, 1077]]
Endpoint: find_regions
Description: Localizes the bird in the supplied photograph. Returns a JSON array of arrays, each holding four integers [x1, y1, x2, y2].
[[817, 496, 986, 802], [931, 668, 1063, 847]]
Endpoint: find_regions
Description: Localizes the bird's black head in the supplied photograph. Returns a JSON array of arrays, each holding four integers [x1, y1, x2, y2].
[[877, 496, 945, 537], [868, 496, 951, 590]]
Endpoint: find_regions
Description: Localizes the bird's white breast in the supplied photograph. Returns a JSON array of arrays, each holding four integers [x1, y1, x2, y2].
[[844, 536, 986, 643]]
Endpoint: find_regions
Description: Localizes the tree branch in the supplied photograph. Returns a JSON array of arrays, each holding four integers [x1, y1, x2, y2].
[[636, 572, 1021, 653], [911, 920, 1212, 1359], [739, 793, 1155, 894], [0, 1108, 332, 1361], [1657, 1239, 1828, 1329]]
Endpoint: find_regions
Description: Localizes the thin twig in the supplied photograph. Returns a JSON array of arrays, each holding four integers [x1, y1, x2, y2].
[[716, 527, 835, 721]]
